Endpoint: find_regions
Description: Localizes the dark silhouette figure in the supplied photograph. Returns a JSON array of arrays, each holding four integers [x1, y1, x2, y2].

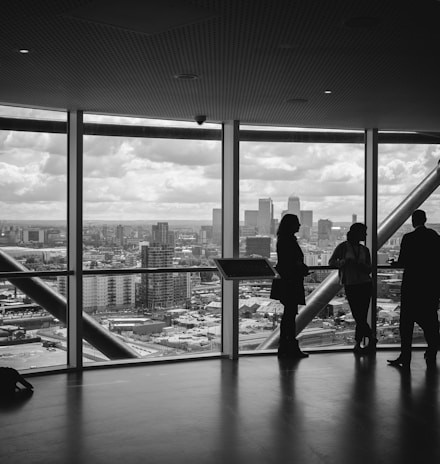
[[270, 214, 309, 359], [329, 223, 375, 354], [0, 366, 34, 401], [388, 210, 440, 368]]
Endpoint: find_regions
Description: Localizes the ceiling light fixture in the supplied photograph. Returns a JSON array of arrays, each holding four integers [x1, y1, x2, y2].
[[324, 90, 332, 94], [18, 49, 30, 54], [174, 73, 200, 80]]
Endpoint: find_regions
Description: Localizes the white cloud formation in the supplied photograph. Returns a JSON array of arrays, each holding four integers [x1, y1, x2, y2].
[[1, 123, 440, 223]]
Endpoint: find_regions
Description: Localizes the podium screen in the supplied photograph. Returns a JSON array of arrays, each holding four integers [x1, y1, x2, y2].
[[214, 258, 279, 280]]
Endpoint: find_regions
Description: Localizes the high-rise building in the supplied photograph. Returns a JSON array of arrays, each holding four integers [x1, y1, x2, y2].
[[141, 244, 174, 311], [299, 210, 313, 239], [318, 219, 333, 241], [23, 228, 44, 243], [173, 273, 191, 308], [282, 194, 301, 218], [212, 208, 222, 244], [244, 210, 258, 228], [352, 214, 357, 224], [58, 274, 136, 313], [152, 222, 169, 245], [116, 224, 124, 246], [300, 210, 313, 228], [245, 236, 271, 258], [257, 198, 273, 235]]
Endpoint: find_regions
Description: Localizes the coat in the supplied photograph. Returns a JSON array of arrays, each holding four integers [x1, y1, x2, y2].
[[396, 225, 440, 311], [270, 234, 308, 306]]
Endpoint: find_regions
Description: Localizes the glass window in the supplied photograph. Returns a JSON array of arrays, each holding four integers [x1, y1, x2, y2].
[[0, 279, 68, 370], [377, 140, 440, 347], [82, 118, 222, 361], [239, 133, 365, 352], [0, 104, 67, 121], [0, 130, 67, 270]]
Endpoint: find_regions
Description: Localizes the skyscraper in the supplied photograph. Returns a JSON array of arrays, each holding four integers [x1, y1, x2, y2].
[[318, 219, 333, 241], [257, 198, 273, 235], [299, 210, 313, 239], [116, 224, 124, 247], [141, 244, 174, 311], [244, 210, 258, 228], [212, 208, 222, 244], [152, 222, 169, 245], [282, 194, 300, 218]]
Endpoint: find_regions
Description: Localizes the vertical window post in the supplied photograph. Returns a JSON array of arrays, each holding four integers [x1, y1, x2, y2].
[[67, 111, 83, 369], [222, 121, 240, 359], [365, 128, 378, 342]]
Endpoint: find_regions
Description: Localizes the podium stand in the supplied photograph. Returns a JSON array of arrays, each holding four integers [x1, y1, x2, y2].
[[213, 258, 279, 281]]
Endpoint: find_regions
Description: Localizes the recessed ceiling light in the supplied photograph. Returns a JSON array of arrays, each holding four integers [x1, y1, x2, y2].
[[324, 90, 332, 94], [19, 49, 30, 54], [286, 98, 308, 104], [174, 73, 200, 80]]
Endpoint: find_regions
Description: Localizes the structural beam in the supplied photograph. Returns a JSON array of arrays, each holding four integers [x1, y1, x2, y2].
[[222, 121, 240, 360], [67, 110, 83, 368], [365, 129, 378, 339], [0, 250, 139, 359]]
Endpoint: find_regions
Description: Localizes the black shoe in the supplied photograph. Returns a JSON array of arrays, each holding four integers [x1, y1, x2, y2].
[[288, 350, 309, 359], [424, 353, 437, 367], [387, 357, 410, 368]]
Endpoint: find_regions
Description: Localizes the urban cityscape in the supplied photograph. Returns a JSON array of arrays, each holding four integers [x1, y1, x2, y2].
[[0, 194, 434, 369]]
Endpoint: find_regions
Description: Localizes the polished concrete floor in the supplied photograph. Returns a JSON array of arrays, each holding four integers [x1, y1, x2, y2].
[[0, 350, 439, 464]]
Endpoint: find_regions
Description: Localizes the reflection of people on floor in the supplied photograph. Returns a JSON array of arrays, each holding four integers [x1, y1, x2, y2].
[[0, 367, 34, 401], [270, 214, 309, 359], [387, 210, 440, 368], [329, 223, 375, 354]]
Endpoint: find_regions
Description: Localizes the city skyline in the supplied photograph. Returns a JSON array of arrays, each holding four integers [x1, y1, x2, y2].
[[1, 106, 440, 223]]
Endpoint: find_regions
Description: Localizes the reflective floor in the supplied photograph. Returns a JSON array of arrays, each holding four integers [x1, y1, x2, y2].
[[1, 350, 439, 464]]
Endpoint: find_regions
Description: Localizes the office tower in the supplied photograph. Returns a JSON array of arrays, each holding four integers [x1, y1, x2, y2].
[[23, 228, 44, 243], [173, 273, 191, 307], [116, 224, 124, 246], [212, 208, 222, 244], [299, 210, 313, 239], [58, 274, 136, 313], [318, 219, 333, 241], [257, 198, 273, 235], [201, 225, 213, 240], [282, 194, 300, 218], [245, 236, 271, 258], [152, 222, 170, 245], [300, 210, 313, 228], [141, 244, 174, 311], [352, 214, 357, 224], [244, 210, 258, 228]]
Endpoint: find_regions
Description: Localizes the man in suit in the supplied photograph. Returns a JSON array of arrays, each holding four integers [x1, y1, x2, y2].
[[388, 210, 440, 368]]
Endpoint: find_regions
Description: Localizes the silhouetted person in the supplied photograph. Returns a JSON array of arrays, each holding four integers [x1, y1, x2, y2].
[[388, 210, 440, 368], [0, 367, 34, 401], [329, 223, 375, 354], [270, 214, 309, 359]]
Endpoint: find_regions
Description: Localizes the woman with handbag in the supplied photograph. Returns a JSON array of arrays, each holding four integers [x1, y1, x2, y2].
[[270, 214, 310, 359], [328, 222, 375, 354]]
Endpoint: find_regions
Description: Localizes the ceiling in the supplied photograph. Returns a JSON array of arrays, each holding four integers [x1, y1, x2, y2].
[[1, 0, 440, 131]]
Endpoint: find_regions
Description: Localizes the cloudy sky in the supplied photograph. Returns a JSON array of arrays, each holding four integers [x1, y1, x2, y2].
[[1, 105, 439, 225]]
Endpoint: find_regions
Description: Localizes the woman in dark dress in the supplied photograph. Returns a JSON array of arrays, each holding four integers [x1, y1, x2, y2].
[[270, 214, 310, 359]]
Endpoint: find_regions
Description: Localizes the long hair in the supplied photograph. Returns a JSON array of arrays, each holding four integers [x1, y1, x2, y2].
[[347, 222, 366, 243], [277, 214, 299, 238]]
